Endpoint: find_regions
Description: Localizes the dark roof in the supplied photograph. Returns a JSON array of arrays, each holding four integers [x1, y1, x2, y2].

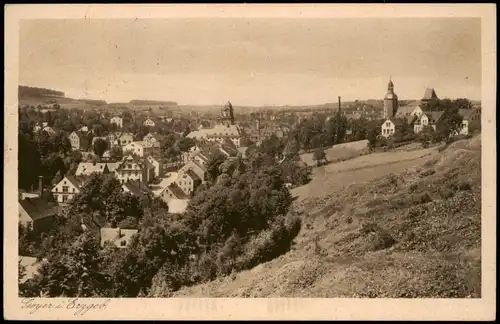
[[19, 198, 57, 221], [191, 159, 205, 172], [185, 169, 202, 182], [428, 111, 445, 123], [167, 183, 188, 199], [388, 117, 406, 126], [458, 108, 477, 120], [422, 88, 438, 101], [123, 180, 152, 196], [65, 175, 87, 188]]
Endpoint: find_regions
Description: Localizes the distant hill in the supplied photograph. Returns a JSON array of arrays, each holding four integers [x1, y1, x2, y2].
[[19, 85, 65, 99], [77, 99, 108, 106], [128, 100, 178, 106]]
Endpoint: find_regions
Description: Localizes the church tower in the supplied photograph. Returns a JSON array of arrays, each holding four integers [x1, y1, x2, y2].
[[220, 101, 235, 126], [383, 79, 399, 119]]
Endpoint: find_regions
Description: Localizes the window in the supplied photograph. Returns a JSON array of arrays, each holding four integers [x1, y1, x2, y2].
[[385, 122, 390, 127], [64, 181, 67, 185], [72, 188, 76, 193], [62, 186, 69, 193], [62, 195, 68, 202]]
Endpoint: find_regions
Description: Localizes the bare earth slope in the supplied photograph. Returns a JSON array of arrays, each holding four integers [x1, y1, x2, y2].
[[174, 136, 481, 298]]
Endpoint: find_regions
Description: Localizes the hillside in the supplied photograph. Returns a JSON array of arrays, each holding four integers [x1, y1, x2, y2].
[[174, 135, 481, 297]]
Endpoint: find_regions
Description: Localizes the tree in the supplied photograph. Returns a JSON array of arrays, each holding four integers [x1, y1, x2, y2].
[[439, 107, 463, 139], [23, 232, 110, 297], [453, 98, 473, 110], [312, 149, 327, 166], [206, 151, 227, 183], [418, 126, 435, 148], [93, 138, 108, 158], [282, 138, 300, 158], [176, 137, 195, 153], [67, 174, 143, 226]]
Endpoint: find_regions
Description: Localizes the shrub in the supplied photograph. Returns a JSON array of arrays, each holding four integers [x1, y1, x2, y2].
[[411, 192, 432, 205], [409, 183, 418, 192], [360, 222, 396, 251], [419, 168, 435, 177], [458, 181, 472, 191], [439, 188, 455, 200], [407, 205, 428, 220], [235, 215, 301, 271]]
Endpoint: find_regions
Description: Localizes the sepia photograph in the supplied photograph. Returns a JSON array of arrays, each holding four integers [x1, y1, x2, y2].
[[4, 4, 496, 320]]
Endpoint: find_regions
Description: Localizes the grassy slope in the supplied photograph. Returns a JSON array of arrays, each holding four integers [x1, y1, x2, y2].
[[174, 135, 481, 298]]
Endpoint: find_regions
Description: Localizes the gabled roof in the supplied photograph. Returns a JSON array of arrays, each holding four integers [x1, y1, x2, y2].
[[19, 197, 58, 221], [75, 162, 109, 176], [458, 108, 477, 120], [422, 88, 438, 101], [220, 139, 239, 157], [395, 105, 419, 117], [65, 175, 87, 189], [184, 169, 202, 182], [429, 111, 445, 123], [386, 117, 406, 126], [122, 180, 153, 196], [167, 182, 188, 199]]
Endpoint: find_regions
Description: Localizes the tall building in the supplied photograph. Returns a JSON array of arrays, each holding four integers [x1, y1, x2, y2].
[[220, 101, 235, 126], [383, 79, 399, 119]]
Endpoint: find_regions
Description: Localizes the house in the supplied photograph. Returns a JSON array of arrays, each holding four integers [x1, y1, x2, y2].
[[123, 141, 154, 157], [160, 182, 188, 203], [75, 162, 111, 176], [78, 126, 89, 132], [100, 227, 138, 248], [115, 154, 155, 184], [51, 175, 87, 205], [413, 111, 445, 134], [41, 126, 56, 136], [68, 131, 91, 151], [143, 117, 156, 127], [146, 155, 161, 178], [19, 197, 58, 232], [175, 169, 202, 197], [381, 118, 406, 138], [143, 133, 161, 148], [107, 132, 134, 147], [122, 180, 153, 197], [457, 108, 481, 135], [178, 159, 207, 183], [395, 102, 424, 119], [110, 116, 123, 129]]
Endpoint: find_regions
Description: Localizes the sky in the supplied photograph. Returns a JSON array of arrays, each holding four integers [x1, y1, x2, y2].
[[19, 18, 481, 106]]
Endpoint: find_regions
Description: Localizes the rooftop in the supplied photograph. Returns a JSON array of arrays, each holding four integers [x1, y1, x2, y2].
[[19, 197, 58, 221]]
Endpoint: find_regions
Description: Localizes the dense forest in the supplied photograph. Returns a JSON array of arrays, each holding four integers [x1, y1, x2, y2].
[[19, 86, 65, 98]]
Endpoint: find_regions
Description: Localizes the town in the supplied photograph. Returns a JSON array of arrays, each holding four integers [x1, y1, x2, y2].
[[18, 79, 481, 297]]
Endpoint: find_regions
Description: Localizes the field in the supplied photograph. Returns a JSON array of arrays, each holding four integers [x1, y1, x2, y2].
[[299, 140, 371, 167], [174, 135, 481, 297]]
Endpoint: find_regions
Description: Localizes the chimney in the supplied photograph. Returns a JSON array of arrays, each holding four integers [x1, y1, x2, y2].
[[38, 176, 43, 196]]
